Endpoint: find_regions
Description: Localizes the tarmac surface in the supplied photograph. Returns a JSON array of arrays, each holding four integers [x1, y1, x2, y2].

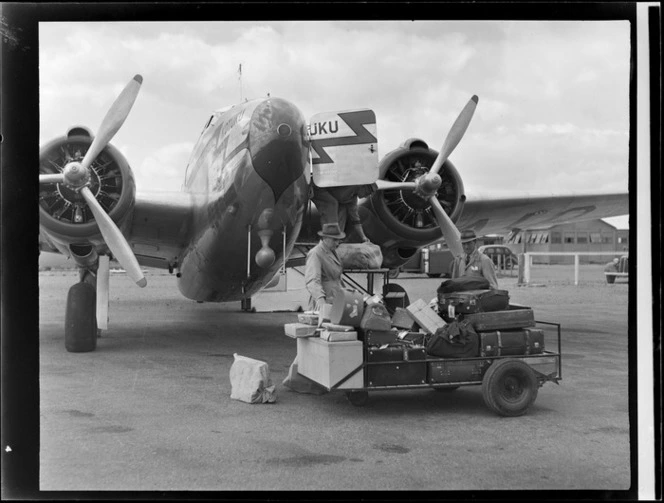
[[36, 266, 633, 493]]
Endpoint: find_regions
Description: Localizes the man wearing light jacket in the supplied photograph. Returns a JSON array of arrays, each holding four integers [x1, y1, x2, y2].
[[304, 223, 347, 311], [450, 229, 499, 289]]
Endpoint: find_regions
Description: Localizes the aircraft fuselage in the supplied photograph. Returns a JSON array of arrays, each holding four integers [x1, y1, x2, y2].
[[177, 97, 309, 302]]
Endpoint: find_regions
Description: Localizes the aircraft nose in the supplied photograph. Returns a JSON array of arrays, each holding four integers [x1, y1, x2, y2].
[[248, 98, 309, 202]]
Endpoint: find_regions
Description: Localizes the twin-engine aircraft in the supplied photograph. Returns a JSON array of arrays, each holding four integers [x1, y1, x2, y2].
[[39, 75, 628, 352]]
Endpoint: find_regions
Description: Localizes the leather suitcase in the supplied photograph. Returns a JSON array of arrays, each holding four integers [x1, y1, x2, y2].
[[479, 328, 545, 357], [360, 303, 392, 331], [438, 289, 510, 318], [462, 305, 535, 331], [427, 359, 490, 384], [437, 276, 491, 294], [363, 329, 399, 347], [366, 346, 427, 386]]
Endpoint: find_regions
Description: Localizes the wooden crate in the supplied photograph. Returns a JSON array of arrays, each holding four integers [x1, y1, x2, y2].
[[296, 337, 363, 389]]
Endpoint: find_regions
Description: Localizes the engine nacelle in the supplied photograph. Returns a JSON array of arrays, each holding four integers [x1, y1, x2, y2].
[[39, 127, 136, 252], [360, 138, 466, 269]]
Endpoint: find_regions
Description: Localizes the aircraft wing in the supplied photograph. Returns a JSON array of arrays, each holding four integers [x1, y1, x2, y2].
[[127, 191, 194, 270], [454, 191, 628, 235]]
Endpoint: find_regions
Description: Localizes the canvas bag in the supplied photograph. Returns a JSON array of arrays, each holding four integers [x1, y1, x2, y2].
[[336, 243, 383, 269], [425, 319, 479, 358]]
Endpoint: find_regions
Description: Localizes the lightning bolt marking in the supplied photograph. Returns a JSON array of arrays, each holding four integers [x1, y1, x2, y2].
[[311, 110, 377, 165]]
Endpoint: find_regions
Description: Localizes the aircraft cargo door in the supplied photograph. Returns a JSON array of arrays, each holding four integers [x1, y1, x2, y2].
[[309, 109, 378, 187]]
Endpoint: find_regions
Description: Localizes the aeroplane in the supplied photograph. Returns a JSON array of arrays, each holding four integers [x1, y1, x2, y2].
[[39, 74, 628, 352]]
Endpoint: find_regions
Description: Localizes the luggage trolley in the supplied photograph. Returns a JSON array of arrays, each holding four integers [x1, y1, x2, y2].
[[321, 320, 562, 417]]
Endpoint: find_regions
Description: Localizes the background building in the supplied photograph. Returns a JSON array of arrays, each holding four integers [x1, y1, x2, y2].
[[504, 218, 629, 264]]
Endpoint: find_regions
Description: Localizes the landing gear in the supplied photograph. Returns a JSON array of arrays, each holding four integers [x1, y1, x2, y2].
[[65, 282, 98, 352]]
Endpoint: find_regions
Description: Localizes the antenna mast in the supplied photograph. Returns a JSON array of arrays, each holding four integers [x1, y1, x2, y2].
[[238, 63, 243, 102]]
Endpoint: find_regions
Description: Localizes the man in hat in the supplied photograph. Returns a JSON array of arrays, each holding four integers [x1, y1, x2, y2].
[[304, 223, 347, 310], [450, 229, 499, 289]]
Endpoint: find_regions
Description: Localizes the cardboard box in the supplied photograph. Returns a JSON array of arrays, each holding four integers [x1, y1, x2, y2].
[[284, 323, 317, 338], [296, 337, 363, 389], [320, 330, 358, 342], [406, 299, 447, 334]]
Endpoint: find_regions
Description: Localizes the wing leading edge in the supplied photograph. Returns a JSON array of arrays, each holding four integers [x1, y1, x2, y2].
[[455, 191, 628, 235]]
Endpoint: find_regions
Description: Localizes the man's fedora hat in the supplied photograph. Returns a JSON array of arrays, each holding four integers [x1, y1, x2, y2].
[[318, 223, 346, 240], [460, 229, 478, 243]]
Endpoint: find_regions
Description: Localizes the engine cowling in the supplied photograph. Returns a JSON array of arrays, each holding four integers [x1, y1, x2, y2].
[[39, 127, 136, 249], [360, 138, 465, 268]]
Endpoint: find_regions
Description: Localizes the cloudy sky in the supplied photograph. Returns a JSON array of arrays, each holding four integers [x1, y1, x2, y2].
[[39, 20, 630, 227]]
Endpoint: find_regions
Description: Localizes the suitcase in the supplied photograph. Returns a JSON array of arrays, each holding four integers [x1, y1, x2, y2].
[[437, 276, 491, 294], [366, 345, 427, 386], [462, 305, 535, 331], [363, 329, 399, 347], [438, 289, 510, 318], [479, 328, 545, 357], [427, 358, 490, 384], [359, 303, 392, 331]]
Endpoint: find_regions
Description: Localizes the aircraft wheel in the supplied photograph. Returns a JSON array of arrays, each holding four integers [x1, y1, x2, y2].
[[481, 360, 538, 417], [346, 391, 369, 407], [606, 274, 616, 284], [65, 282, 98, 353]]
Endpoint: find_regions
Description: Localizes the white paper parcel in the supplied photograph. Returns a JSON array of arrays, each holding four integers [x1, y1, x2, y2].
[[229, 354, 277, 404]]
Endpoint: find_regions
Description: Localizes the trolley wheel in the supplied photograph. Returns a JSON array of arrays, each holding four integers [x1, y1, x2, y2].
[[482, 360, 538, 417], [433, 386, 459, 392], [346, 391, 369, 407]]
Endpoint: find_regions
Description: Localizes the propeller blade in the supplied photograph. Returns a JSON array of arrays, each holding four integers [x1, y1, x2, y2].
[[374, 180, 417, 191], [428, 196, 463, 257], [80, 186, 147, 287], [429, 95, 478, 176], [40, 173, 65, 184], [80, 74, 143, 171]]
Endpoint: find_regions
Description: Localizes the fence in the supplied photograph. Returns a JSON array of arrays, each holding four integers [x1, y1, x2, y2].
[[519, 251, 628, 286]]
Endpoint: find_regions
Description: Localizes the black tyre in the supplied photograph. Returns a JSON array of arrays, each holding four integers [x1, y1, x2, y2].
[[65, 282, 98, 353], [606, 274, 616, 284], [346, 391, 369, 407], [427, 273, 442, 278], [482, 360, 538, 417]]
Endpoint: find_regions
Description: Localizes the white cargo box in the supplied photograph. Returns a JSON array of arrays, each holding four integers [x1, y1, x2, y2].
[[284, 323, 317, 338], [296, 337, 363, 390]]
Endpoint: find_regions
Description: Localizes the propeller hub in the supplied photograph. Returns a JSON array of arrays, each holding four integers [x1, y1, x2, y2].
[[63, 161, 90, 189], [414, 173, 442, 199]]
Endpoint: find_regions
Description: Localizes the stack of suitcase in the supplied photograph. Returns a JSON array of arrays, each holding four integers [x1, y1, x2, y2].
[[437, 288, 545, 358]]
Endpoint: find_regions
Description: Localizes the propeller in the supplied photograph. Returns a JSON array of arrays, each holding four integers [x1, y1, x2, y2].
[[375, 95, 478, 256], [39, 74, 147, 287]]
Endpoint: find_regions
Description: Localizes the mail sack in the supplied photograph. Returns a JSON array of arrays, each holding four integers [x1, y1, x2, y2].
[[336, 242, 383, 270], [425, 319, 479, 358], [229, 354, 277, 404]]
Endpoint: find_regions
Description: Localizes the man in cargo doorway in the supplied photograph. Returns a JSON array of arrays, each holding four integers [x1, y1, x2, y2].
[[450, 229, 499, 289], [310, 183, 376, 243], [304, 223, 347, 312]]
